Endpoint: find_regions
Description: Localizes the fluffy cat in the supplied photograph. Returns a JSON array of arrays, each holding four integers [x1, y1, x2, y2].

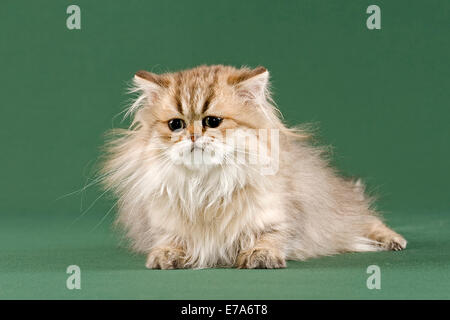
[[101, 65, 407, 269]]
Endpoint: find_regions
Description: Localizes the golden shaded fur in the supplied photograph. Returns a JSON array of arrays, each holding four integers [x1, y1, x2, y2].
[[101, 65, 406, 269]]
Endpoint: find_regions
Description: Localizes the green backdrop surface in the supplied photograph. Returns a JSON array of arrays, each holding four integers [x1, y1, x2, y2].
[[0, 0, 449, 299]]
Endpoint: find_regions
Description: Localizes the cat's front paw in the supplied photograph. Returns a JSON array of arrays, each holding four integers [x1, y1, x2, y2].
[[236, 247, 286, 269], [146, 247, 186, 269], [382, 235, 407, 251]]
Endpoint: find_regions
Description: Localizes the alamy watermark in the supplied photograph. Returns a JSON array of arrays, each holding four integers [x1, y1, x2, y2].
[[66, 265, 81, 290], [366, 5, 381, 30], [366, 265, 381, 290], [66, 5, 81, 30], [165, 124, 280, 176]]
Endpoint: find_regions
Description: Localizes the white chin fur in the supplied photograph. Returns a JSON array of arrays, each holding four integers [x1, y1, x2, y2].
[[168, 138, 230, 171]]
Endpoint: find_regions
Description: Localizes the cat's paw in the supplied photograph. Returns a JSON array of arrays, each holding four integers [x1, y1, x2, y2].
[[382, 235, 407, 251], [367, 222, 407, 252], [145, 247, 186, 269], [236, 247, 286, 269]]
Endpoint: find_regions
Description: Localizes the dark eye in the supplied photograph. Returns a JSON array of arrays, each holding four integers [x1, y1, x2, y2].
[[202, 116, 223, 128], [168, 118, 185, 131]]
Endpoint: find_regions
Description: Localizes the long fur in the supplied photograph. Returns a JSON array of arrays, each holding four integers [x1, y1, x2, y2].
[[100, 65, 406, 269]]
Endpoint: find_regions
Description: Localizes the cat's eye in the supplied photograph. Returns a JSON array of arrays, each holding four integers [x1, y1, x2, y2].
[[168, 118, 186, 131], [202, 116, 223, 128]]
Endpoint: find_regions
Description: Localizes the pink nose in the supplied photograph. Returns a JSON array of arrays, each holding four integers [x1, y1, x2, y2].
[[190, 134, 200, 142]]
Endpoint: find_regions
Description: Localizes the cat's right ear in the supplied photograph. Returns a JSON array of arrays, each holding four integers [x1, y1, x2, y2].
[[134, 70, 170, 91], [131, 70, 170, 108], [127, 71, 169, 116]]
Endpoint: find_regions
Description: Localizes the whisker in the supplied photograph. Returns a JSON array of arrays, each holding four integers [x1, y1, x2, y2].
[[54, 172, 108, 202], [90, 202, 118, 232], [69, 189, 109, 226]]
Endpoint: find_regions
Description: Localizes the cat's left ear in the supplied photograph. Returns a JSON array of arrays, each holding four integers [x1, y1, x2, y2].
[[228, 66, 270, 102]]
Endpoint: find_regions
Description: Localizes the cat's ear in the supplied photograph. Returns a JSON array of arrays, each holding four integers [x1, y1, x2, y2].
[[127, 70, 170, 116], [228, 66, 270, 102], [134, 70, 170, 91]]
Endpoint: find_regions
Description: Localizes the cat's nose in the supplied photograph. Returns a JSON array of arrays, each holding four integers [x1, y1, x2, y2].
[[190, 134, 200, 142]]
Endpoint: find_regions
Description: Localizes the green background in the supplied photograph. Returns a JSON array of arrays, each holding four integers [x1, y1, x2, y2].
[[0, 0, 449, 299]]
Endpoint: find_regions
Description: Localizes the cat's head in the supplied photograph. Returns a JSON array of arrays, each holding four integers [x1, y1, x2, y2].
[[127, 65, 282, 174]]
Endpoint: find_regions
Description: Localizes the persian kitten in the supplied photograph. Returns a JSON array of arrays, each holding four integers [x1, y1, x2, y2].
[[101, 65, 407, 269]]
